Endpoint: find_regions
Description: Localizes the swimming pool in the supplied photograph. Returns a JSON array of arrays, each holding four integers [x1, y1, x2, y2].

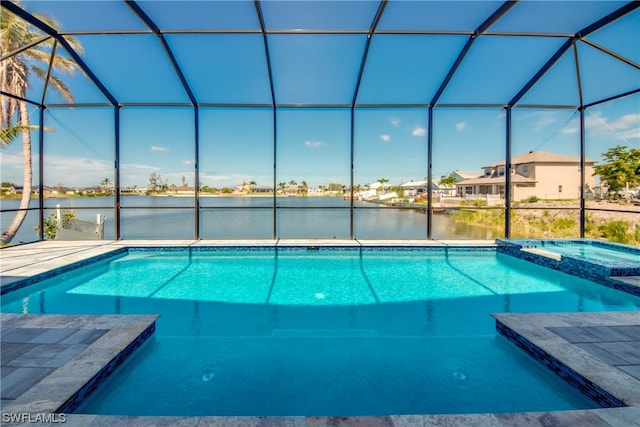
[[2, 247, 639, 416]]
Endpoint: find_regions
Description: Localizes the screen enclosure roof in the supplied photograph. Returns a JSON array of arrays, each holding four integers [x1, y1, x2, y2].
[[2, 0, 639, 110]]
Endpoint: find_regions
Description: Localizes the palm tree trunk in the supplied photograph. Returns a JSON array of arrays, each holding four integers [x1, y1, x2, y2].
[[1, 101, 33, 245]]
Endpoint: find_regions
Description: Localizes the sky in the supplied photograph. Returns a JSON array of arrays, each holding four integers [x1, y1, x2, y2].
[[1, 1, 639, 190]]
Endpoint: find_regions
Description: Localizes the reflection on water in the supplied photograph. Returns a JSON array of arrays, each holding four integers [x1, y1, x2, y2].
[[0, 196, 500, 241]]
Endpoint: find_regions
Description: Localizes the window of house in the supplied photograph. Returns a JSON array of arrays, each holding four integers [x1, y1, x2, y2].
[[498, 167, 505, 176], [521, 164, 529, 174]]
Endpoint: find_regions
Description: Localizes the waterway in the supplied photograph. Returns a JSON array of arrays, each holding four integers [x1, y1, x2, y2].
[[0, 196, 499, 243]]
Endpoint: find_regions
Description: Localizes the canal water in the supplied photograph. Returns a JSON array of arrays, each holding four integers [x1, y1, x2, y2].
[[1, 196, 499, 242]]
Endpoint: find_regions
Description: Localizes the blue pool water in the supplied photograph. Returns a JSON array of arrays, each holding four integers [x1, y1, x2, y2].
[[2, 247, 640, 416], [540, 241, 640, 264]]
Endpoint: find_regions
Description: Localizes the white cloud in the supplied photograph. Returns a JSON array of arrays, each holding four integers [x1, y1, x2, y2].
[[532, 115, 557, 132], [380, 134, 391, 142], [562, 112, 640, 140], [201, 174, 230, 182], [4, 154, 113, 188], [182, 160, 194, 166], [150, 145, 168, 152], [610, 113, 640, 130], [120, 163, 159, 172], [412, 127, 427, 137], [304, 141, 324, 148], [560, 126, 578, 135], [616, 127, 640, 140], [455, 122, 466, 131], [390, 118, 400, 127]]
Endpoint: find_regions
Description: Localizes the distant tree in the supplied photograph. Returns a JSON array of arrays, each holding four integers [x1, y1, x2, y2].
[[440, 175, 458, 187], [289, 179, 297, 187], [327, 183, 343, 192], [221, 187, 233, 194], [100, 177, 111, 193], [278, 182, 286, 194], [593, 145, 640, 198], [148, 172, 160, 191], [391, 186, 405, 198], [148, 172, 169, 192], [298, 180, 308, 196], [181, 175, 187, 186], [200, 185, 218, 194]]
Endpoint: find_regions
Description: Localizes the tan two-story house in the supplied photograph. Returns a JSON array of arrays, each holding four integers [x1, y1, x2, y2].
[[455, 150, 595, 201]]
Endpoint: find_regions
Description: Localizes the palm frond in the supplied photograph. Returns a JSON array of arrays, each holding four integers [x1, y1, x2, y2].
[[0, 124, 36, 146], [2, 4, 81, 104], [1, 123, 54, 147], [46, 73, 73, 102]]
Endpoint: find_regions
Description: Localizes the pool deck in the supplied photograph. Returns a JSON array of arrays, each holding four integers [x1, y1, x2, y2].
[[1, 240, 640, 426]]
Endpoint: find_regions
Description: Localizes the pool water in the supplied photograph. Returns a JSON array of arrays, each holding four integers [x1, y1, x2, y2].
[[2, 248, 639, 416], [540, 241, 640, 264]]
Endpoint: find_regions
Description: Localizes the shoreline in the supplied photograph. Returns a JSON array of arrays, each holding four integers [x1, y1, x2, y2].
[[0, 193, 343, 200]]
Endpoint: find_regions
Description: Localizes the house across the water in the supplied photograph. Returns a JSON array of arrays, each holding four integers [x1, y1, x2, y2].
[[455, 150, 596, 201]]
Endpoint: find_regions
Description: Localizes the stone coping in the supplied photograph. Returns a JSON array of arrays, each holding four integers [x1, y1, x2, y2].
[[1, 314, 158, 415], [493, 312, 640, 408]]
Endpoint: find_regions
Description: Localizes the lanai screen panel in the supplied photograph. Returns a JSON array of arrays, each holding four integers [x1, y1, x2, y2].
[[1, 0, 638, 243]]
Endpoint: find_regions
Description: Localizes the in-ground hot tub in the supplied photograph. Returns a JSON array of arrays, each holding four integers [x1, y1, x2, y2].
[[497, 239, 640, 296]]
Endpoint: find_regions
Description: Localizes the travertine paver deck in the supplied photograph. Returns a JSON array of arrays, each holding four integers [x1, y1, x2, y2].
[[0, 314, 158, 415], [1, 241, 639, 426]]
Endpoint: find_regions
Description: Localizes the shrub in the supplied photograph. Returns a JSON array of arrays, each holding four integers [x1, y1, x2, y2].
[[598, 220, 629, 244], [34, 210, 76, 240]]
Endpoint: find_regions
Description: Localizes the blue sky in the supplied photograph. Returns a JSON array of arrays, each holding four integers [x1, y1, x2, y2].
[[1, 1, 639, 190]]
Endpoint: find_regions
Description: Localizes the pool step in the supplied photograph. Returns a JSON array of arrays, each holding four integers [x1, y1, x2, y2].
[[271, 328, 378, 337], [520, 247, 562, 261]]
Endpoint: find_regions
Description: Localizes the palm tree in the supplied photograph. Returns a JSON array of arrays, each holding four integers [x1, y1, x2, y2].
[[100, 177, 111, 193], [277, 182, 286, 194], [377, 177, 389, 194], [1, 5, 82, 244], [298, 180, 308, 196]]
